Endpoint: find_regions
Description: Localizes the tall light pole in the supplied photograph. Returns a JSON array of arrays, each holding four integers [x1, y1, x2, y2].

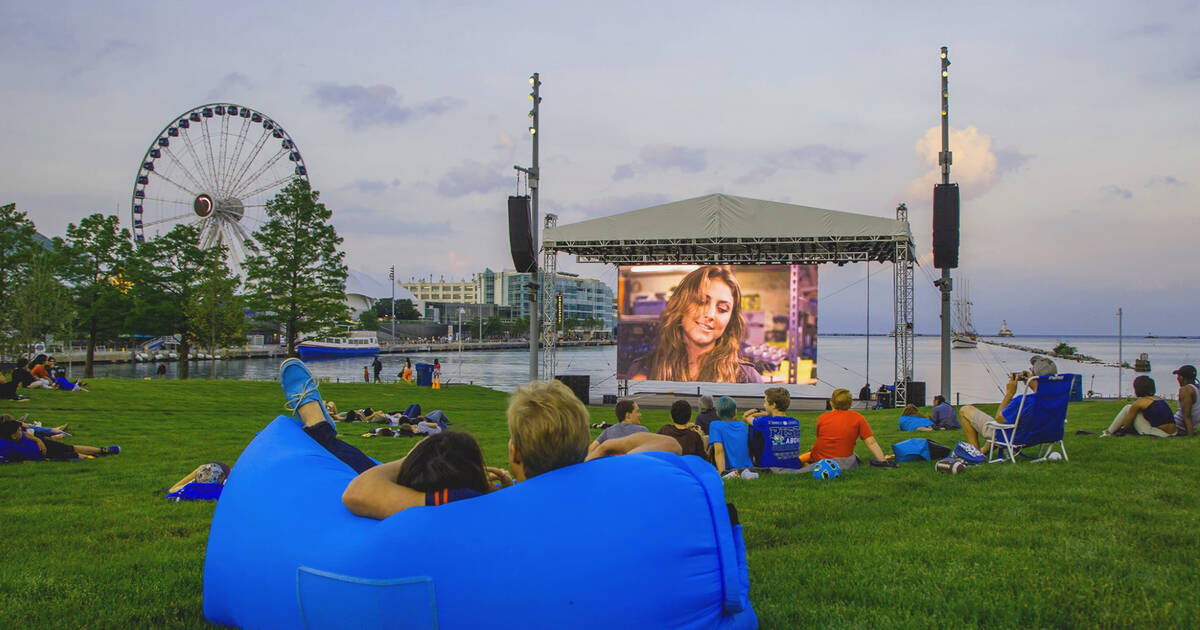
[[389, 265, 396, 345], [1117, 307, 1123, 398], [516, 72, 541, 383], [934, 46, 956, 404]]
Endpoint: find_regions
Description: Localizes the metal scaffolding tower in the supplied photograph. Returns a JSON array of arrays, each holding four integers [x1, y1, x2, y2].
[[893, 203, 915, 405], [540, 213, 559, 380]]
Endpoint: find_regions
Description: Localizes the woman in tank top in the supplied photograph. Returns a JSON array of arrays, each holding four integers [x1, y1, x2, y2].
[[1173, 365, 1199, 436], [1102, 375, 1177, 437]]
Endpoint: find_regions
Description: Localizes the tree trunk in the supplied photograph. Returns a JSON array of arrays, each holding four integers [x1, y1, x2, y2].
[[179, 337, 190, 380], [287, 319, 298, 357], [85, 326, 97, 379]]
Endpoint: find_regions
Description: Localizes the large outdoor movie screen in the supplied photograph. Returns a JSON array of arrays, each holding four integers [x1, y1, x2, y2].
[[617, 264, 818, 384]]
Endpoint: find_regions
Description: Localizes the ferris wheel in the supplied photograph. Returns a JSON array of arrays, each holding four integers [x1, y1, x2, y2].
[[130, 103, 309, 274]]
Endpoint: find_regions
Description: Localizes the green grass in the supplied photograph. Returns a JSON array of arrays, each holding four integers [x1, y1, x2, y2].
[[2, 380, 1198, 629]]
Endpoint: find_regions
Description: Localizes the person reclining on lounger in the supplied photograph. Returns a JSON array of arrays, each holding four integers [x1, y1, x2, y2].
[[0, 417, 119, 462], [958, 355, 1057, 452]]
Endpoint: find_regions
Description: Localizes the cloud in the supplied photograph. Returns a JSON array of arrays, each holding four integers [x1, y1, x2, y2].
[[1101, 185, 1133, 199], [436, 160, 509, 197], [342, 179, 399, 194], [610, 145, 706, 181], [566, 193, 673, 219], [771, 145, 864, 174], [63, 39, 136, 80], [907, 125, 1000, 200], [493, 133, 516, 163], [994, 148, 1034, 174], [1147, 175, 1183, 187], [734, 165, 778, 185], [612, 163, 635, 181], [206, 72, 254, 100], [334, 205, 454, 236], [1116, 23, 1168, 38], [312, 83, 463, 129]]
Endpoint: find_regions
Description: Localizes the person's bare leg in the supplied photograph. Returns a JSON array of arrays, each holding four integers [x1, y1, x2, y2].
[[960, 406, 981, 448], [296, 401, 328, 428]]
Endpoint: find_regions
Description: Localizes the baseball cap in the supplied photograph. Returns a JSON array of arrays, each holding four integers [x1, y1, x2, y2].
[[1029, 356, 1058, 376], [1173, 365, 1197, 381]]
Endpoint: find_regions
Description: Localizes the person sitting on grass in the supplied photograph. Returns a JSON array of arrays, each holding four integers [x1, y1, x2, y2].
[[1102, 375, 1178, 437], [742, 387, 802, 469], [0, 417, 119, 462], [0, 376, 31, 401], [694, 395, 719, 433], [334, 376, 681, 519], [1172, 365, 1198, 437], [930, 395, 960, 430], [656, 399, 707, 458], [958, 355, 1057, 452], [798, 388, 892, 466], [708, 396, 752, 475], [898, 403, 936, 431], [589, 399, 648, 453], [12, 357, 50, 389]]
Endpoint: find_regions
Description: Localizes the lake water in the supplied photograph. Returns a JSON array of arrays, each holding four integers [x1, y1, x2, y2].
[[78, 335, 1200, 404]]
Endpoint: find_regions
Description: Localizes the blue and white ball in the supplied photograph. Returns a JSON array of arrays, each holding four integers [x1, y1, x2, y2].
[[813, 459, 841, 480]]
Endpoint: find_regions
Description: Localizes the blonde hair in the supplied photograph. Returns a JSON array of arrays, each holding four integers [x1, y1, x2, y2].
[[507, 380, 591, 478], [830, 388, 853, 410]]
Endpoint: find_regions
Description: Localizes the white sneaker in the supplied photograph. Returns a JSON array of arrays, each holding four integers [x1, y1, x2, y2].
[[722, 471, 740, 480], [740, 470, 760, 480]]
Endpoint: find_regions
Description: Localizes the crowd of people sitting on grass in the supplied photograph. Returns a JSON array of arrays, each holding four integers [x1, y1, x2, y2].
[[1, 354, 88, 400]]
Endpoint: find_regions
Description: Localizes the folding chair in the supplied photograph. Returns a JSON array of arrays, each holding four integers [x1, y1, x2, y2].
[[985, 373, 1076, 463]]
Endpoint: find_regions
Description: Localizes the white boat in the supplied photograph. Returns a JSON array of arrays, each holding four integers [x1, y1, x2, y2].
[[952, 279, 978, 349], [296, 332, 380, 359], [997, 320, 1014, 337]]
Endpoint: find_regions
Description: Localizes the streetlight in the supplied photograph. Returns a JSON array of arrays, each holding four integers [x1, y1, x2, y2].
[[389, 265, 396, 346], [458, 307, 466, 355]]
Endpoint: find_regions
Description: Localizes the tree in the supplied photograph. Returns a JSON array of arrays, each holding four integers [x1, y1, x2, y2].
[[0, 203, 42, 358], [359, 310, 379, 331], [185, 254, 244, 378], [243, 178, 348, 357], [12, 252, 74, 354], [373, 298, 419, 320], [53, 214, 134, 377], [128, 223, 218, 379]]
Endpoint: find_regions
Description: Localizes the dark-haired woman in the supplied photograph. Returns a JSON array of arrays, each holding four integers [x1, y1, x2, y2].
[[1102, 375, 1177, 437], [629, 266, 761, 383]]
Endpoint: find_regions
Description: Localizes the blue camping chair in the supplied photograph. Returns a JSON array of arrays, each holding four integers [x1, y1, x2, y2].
[[985, 373, 1077, 463]]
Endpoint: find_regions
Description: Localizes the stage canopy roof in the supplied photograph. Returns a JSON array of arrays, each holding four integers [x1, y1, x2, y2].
[[543, 193, 914, 265]]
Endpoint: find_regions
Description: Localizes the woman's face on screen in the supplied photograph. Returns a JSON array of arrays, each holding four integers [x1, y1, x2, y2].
[[681, 277, 734, 350]]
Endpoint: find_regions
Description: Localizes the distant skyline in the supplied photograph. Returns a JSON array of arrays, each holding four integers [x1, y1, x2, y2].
[[2, 1, 1197, 336]]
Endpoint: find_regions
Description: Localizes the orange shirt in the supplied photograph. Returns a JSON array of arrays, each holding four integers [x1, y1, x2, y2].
[[809, 409, 873, 461], [30, 365, 49, 380]]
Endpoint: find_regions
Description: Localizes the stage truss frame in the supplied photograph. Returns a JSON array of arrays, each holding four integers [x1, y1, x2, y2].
[[543, 207, 917, 404]]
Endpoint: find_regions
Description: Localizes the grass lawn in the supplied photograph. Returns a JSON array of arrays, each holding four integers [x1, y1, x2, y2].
[[1, 379, 1197, 629]]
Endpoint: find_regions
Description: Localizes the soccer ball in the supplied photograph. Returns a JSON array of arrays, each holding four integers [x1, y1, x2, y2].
[[812, 459, 841, 480]]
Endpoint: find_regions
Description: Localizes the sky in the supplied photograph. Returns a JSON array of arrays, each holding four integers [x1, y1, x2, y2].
[[2, 0, 1198, 336]]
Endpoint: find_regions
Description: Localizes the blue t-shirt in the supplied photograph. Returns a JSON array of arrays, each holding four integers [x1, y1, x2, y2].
[[708, 421, 752, 470], [1000, 394, 1034, 423], [931, 402, 960, 429], [750, 416, 801, 468], [0, 436, 44, 462]]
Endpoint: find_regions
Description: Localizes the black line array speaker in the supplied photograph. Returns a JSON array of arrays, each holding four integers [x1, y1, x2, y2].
[[555, 374, 590, 405], [933, 183, 959, 269], [508, 195, 536, 273], [905, 381, 926, 408]]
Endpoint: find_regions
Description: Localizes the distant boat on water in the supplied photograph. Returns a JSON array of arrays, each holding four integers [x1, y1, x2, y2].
[[296, 332, 380, 359], [997, 320, 1014, 337], [952, 280, 978, 349]]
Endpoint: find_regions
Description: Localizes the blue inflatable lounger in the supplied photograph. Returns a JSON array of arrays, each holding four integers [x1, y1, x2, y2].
[[203, 417, 757, 629]]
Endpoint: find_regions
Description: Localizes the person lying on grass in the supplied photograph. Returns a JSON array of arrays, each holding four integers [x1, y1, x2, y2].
[[361, 418, 444, 438], [2, 414, 71, 439], [0, 417, 119, 462], [168, 461, 232, 494], [1101, 375, 1178, 437], [798, 388, 893, 466], [271, 361, 683, 520], [957, 355, 1057, 453]]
